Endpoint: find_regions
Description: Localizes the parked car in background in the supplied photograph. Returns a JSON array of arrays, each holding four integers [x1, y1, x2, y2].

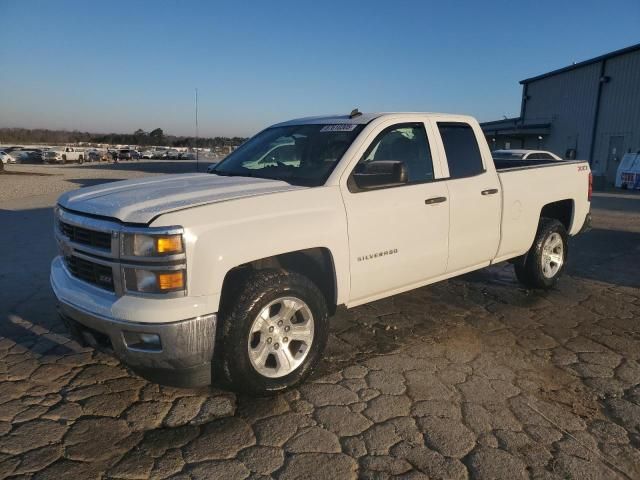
[[87, 149, 108, 162], [52, 112, 592, 394], [163, 149, 180, 160], [118, 149, 133, 161], [179, 152, 196, 160], [9, 151, 26, 163], [492, 149, 562, 161], [50, 147, 86, 164], [0, 150, 15, 164], [11, 149, 43, 164], [141, 150, 155, 159], [42, 151, 58, 164]]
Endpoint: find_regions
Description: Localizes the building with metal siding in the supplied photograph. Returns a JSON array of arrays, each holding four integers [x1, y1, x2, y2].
[[481, 43, 640, 187]]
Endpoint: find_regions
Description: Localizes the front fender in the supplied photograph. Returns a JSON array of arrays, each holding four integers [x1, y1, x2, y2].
[[152, 186, 350, 312]]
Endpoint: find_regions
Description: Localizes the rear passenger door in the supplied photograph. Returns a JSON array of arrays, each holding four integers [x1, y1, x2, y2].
[[435, 121, 501, 273]]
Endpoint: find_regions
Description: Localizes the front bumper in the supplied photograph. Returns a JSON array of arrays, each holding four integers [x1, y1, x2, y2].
[[52, 257, 217, 388], [58, 301, 216, 387]]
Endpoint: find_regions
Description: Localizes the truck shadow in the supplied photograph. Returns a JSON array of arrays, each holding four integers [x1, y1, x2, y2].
[[566, 227, 640, 289]]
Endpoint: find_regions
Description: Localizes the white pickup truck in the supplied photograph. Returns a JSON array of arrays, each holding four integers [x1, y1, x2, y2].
[[49, 146, 86, 164], [51, 112, 592, 393]]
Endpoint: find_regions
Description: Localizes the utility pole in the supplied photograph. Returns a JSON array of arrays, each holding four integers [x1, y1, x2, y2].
[[195, 88, 199, 171]]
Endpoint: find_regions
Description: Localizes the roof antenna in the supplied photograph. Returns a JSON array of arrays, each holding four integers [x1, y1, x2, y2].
[[195, 87, 199, 172], [349, 108, 362, 119]]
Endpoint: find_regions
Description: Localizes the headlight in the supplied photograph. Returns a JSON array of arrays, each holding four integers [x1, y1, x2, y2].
[[123, 233, 184, 257], [124, 268, 185, 294]]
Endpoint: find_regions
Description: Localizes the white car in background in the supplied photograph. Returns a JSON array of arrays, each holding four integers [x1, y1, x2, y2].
[[141, 150, 155, 159], [492, 149, 562, 161], [0, 150, 15, 164], [50, 147, 86, 164]]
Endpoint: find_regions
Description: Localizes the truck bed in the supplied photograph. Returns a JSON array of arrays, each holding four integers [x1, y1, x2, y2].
[[493, 159, 590, 263], [493, 158, 585, 171]]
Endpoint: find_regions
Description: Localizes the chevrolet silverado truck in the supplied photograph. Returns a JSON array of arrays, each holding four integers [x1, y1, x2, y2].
[[51, 112, 592, 394]]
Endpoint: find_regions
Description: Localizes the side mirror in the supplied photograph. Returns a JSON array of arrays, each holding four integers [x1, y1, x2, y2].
[[352, 160, 408, 190]]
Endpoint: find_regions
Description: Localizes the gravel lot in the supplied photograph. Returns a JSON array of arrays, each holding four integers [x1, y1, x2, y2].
[[1, 162, 639, 479]]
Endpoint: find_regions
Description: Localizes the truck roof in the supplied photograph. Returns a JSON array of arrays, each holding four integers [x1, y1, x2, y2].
[[272, 112, 472, 127]]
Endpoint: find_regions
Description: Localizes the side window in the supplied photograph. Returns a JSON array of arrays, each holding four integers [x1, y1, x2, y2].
[[538, 153, 553, 160], [356, 123, 434, 184], [437, 122, 484, 178]]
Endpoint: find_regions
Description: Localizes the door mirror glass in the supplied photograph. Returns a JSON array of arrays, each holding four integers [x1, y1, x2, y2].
[[353, 160, 408, 190]]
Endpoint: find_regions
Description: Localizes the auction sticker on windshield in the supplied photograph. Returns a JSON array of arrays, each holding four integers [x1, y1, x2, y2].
[[320, 124, 359, 132]]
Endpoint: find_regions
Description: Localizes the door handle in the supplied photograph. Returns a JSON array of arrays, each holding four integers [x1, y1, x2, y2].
[[425, 196, 447, 205], [481, 189, 499, 195]]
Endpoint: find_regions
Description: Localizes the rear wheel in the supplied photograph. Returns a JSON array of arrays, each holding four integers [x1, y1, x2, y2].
[[218, 269, 329, 395], [78, 156, 84, 164], [515, 218, 568, 289]]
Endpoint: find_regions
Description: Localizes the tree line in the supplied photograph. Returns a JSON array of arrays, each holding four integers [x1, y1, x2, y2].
[[0, 127, 246, 148]]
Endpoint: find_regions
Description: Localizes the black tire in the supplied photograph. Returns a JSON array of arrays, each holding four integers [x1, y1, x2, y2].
[[514, 218, 568, 289], [61, 155, 66, 164], [217, 269, 329, 395], [78, 156, 84, 164]]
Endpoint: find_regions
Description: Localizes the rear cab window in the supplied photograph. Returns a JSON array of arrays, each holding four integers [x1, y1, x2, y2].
[[437, 122, 484, 178]]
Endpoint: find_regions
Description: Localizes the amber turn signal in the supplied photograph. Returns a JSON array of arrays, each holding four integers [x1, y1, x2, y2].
[[156, 235, 183, 254], [158, 271, 185, 290]]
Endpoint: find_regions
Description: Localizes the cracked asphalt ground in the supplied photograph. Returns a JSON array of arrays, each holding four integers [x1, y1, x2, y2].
[[1, 162, 639, 479]]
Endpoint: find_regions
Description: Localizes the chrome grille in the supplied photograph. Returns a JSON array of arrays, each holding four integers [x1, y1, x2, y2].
[[64, 255, 115, 291], [55, 207, 186, 297], [59, 221, 111, 251]]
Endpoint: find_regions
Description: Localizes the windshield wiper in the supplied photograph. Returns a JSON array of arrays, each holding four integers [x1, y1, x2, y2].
[[211, 170, 254, 178], [211, 169, 297, 185]]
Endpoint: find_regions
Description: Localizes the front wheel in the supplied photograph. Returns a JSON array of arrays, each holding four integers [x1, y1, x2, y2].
[[218, 269, 329, 395], [514, 218, 568, 289]]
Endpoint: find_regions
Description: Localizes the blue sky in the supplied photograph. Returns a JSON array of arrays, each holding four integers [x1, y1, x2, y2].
[[1, 0, 639, 137]]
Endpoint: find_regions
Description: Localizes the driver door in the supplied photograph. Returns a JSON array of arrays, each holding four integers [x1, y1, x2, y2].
[[341, 122, 450, 305]]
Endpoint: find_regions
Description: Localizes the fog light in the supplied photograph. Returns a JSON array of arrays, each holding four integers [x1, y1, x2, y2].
[[123, 331, 162, 351]]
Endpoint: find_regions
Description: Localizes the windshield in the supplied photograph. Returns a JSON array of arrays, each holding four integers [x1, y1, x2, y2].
[[492, 151, 525, 160], [212, 124, 366, 186]]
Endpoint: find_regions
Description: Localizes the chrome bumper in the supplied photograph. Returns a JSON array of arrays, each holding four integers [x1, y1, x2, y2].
[[58, 299, 217, 388]]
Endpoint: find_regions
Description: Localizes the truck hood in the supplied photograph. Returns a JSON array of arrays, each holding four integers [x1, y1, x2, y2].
[[58, 173, 306, 224]]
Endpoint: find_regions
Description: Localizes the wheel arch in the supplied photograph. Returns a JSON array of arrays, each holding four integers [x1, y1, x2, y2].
[[219, 247, 339, 316], [539, 199, 574, 232]]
